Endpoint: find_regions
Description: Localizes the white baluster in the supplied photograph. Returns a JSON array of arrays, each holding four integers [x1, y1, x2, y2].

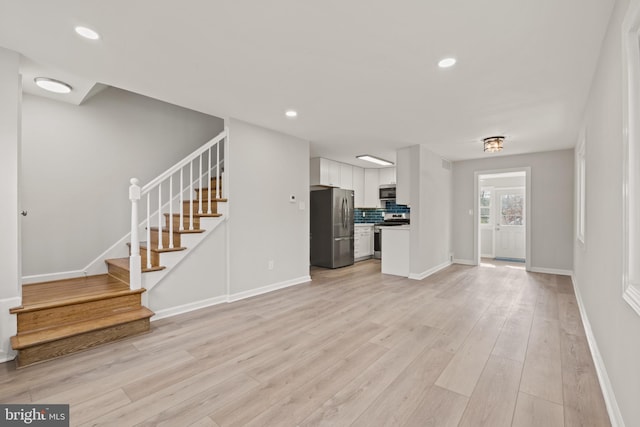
[[129, 178, 142, 290], [189, 161, 194, 230], [169, 176, 174, 249], [207, 147, 212, 214], [179, 168, 184, 231], [158, 183, 163, 250], [198, 154, 203, 214], [216, 142, 220, 199], [146, 194, 151, 269]]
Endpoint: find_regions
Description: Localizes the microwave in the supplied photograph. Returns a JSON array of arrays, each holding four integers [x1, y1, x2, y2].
[[379, 184, 396, 200]]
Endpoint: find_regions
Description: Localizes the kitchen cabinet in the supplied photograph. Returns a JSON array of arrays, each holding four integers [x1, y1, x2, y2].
[[339, 163, 353, 190], [378, 167, 396, 185], [354, 224, 374, 260], [352, 166, 365, 207], [363, 169, 379, 208], [310, 157, 341, 187]]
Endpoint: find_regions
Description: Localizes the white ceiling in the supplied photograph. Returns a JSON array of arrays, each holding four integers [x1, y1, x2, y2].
[[0, 0, 614, 165]]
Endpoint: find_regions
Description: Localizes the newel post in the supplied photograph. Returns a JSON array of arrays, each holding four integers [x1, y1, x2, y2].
[[129, 178, 142, 290]]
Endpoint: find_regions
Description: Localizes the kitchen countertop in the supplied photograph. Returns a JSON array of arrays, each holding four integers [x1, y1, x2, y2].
[[377, 225, 410, 230], [355, 223, 376, 227]]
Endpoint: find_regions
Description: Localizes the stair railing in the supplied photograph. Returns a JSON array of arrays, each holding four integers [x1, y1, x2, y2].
[[128, 128, 228, 289]]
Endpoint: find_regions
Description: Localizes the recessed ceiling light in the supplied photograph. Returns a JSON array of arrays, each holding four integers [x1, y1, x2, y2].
[[285, 110, 298, 118], [356, 155, 394, 166], [34, 77, 72, 94], [75, 26, 100, 40], [438, 57, 457, 68]]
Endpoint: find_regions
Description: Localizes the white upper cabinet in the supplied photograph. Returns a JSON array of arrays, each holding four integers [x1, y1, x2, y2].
[[363, 168, 380, 208], [353, 166, 365, 207], [310, 157, 341, 187], [378, 167, 396, 185], [339, 163, 353, 190]]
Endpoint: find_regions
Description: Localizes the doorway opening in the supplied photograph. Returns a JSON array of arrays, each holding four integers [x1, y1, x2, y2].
[[474, 168, 531, 271]]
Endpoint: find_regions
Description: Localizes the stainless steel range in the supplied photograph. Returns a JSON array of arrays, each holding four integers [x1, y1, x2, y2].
[[374, 213, 410, 259]]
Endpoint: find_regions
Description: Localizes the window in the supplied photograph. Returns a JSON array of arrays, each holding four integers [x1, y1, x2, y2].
[[480, 189, 491, 224], [622, 0, 640, 316]]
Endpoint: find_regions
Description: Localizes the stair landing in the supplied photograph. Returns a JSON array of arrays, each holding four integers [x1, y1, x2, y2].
[[10, 275, 153, 368]]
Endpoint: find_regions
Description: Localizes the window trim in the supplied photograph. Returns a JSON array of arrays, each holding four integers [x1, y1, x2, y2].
[[576, 131, 586, 245], [622, 0, 640, 316]]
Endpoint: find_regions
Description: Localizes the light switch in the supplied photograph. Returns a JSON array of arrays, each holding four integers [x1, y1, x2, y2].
[[299, 201, 306, 210], [468, 209, 473, 216]]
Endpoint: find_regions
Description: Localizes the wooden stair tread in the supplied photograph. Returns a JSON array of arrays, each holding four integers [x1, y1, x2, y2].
[[165, 212, 222, 218], [149, 226, 205, 234], [106, 257, 166, 273], [10, 307, 154, 350], [12, 274, 139, 311], [127, 242, 186, 253]]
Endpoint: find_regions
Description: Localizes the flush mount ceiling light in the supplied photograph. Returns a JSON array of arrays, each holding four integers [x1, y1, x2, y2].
[[74, 26, 100, 40], [356, 155, 394, 166], [285, 110, 298, 118], [438, 57, 457, 68], [34, 77, 72, 94], [483, 136, 505, 153]]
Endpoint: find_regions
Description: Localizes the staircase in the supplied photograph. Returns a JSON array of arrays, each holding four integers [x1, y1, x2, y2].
[[9, 130, 228, 367]]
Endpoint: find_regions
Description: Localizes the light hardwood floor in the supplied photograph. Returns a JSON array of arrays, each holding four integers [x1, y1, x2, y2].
[[0, 260, 610, 426]]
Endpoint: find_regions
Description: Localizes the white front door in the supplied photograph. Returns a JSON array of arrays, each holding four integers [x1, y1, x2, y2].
[[494, 188, 525, 260]]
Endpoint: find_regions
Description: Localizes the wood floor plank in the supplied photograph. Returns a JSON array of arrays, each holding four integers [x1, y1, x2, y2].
[[401, 385, 469, 427], [560, 331, 611, 427], [69, 389, 131, 425], [0, 260, 609, 427], [512, 392, 564, 427], [240, 342, 389, 427], [557, 292, 586, 337], [297, 326, 439, 427], [210, 322, 386, 427], [435, 310, 507, 396], [458, 355, 523, 427], [492, 307, 534, 362], [351, 348, 453, 427], [519, 316, 563, 405]]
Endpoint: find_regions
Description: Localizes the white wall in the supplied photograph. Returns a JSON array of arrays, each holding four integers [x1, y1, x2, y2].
[[227, 118, 310, 296], [21, 87, 224, 277], [408, 145, 452, 278], [0, 47, 21, 362], [452, 149, 574, 271], [574, 0, 640, 425], [149, 222, 227, 317]]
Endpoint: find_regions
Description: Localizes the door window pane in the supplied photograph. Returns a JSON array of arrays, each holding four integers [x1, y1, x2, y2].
[[500, 194, 524, 225]]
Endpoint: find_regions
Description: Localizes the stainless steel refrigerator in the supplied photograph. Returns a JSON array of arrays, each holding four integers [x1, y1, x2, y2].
[[310, 188, 354, 268]]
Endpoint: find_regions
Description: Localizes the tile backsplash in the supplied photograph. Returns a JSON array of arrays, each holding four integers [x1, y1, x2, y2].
[[354, 201, 410, 223]]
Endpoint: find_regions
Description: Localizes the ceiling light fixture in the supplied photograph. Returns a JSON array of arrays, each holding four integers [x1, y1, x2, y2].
[[483, 136, 505, 153], [75, 26, 100, 40], [285, 110, 298, 118], [356, 155, 394, 166], [34, 77, 72, 94], [438, 57, 457, 68]]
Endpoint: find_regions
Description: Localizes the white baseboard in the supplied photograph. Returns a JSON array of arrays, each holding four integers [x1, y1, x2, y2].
[[228, 276, 311, 302], [152, 276, 312, 322], [529, 266, 573, 276], [409, 261, 452, 280], [22, 270, 86, 285], [571, 275, 625, 427], [453, 259, 476, 266], [151, 295, 228, 321], [0, 297, 20, 363]]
